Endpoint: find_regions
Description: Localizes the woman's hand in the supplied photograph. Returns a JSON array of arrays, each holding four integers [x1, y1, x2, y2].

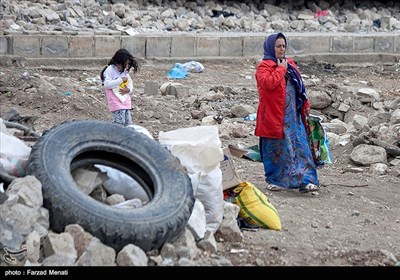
[[277, 58, 288, 69]]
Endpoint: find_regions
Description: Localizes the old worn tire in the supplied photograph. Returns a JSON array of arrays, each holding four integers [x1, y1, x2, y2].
[[26, 120, 194, 252]]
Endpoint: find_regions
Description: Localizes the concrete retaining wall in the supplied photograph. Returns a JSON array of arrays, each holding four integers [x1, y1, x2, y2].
[[0, 32, 399, 64]]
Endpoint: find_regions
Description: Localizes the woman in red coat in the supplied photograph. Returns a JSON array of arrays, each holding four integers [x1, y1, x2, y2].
[[255, 32, 319, 193]]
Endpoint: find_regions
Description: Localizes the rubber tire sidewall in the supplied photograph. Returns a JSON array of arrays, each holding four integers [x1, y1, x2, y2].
[[26, 120, 194, 252]]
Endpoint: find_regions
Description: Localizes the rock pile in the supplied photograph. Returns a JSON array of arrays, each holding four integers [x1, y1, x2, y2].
[[0, 0, 399, 35]]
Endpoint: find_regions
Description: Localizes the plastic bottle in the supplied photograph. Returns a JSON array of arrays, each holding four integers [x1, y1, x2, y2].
[[243, 113, 256, 121]]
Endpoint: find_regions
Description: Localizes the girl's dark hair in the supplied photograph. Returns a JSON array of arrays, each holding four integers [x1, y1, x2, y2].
[[100, 48, 140, 82]]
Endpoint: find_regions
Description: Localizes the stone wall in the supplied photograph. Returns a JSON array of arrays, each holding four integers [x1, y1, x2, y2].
[[1, 32, 399, 64]]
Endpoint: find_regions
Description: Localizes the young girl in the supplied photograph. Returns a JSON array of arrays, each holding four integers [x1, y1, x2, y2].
[[100, 48, 140, 126]]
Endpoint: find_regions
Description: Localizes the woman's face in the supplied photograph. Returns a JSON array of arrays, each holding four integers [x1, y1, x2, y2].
[[274, 38, 286, 60]]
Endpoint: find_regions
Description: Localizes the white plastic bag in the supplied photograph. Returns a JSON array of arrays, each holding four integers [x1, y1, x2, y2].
[[94, 164, 149, 202], [179, 61, 205, 73], [159, 125, 224, 233], [127, 125, 153, 139], [0, 123, 31, 177]]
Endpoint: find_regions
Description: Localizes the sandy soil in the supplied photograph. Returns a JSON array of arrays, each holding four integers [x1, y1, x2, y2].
[[1, 57, 399, 266]]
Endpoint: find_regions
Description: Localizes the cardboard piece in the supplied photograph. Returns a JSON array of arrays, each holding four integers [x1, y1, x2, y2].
[[220, 147, 243, 190], [227, 144, 248, 158], [228, 144, 262, 162], [112, 87, 127, 103], [112, 76, 133, 103]]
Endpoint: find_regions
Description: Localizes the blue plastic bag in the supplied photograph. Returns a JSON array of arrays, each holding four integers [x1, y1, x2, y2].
[[167, 63, 189, 79]]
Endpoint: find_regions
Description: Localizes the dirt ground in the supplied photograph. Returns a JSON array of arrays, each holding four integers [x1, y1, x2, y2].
[[1, 57, 400, 266]]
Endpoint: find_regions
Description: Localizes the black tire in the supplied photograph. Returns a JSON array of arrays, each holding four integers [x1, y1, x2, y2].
[[26, 120, 194, 252]]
